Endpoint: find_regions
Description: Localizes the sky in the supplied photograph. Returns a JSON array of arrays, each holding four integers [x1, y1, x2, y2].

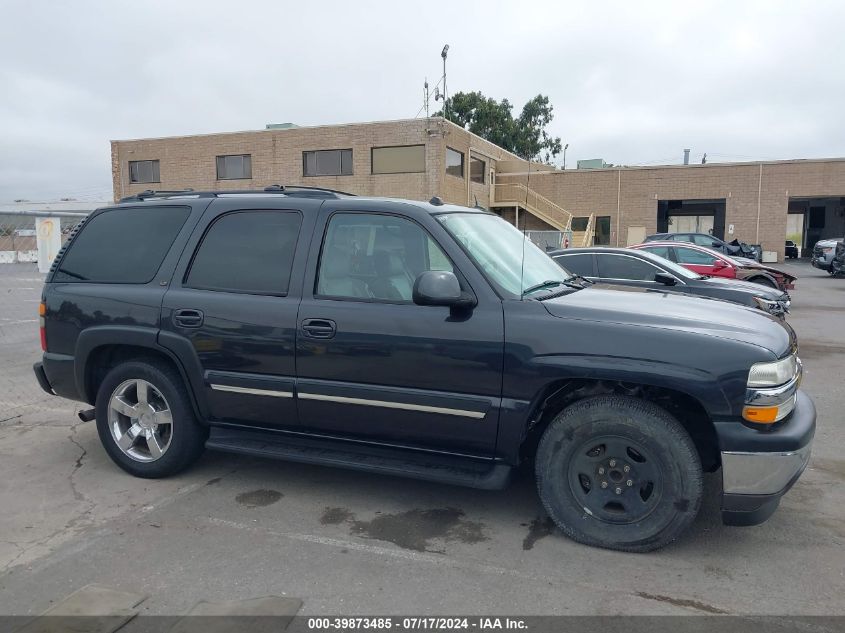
[[1, 0, 843, 202]]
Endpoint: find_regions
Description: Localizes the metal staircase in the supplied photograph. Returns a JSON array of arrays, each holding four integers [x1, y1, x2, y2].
[[571, 213, 595, 247], [491, 183, 573, 233]]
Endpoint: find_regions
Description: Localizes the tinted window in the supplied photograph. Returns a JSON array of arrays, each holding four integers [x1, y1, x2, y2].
[[674, 246, 718, 265], [692, 234, 718, 247], [317, 213, 452, 302], [597, 254, 661, 281], [554, 253, 593, 277], [642, 245, 671, 259], [54, 206, 189, 283], [186, 211, 301, 295]]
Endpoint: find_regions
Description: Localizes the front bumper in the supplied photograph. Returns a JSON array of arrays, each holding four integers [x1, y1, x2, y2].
[[811, 256, 831, 270], [718, 390, 816, 526]]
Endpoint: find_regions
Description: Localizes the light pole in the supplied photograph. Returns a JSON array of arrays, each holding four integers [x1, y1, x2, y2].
[[563, 143, 569, 170]]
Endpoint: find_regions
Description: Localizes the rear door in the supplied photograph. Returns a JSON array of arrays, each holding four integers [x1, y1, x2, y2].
[[594, 252, 666, 288], [160, 197, 319, 429]]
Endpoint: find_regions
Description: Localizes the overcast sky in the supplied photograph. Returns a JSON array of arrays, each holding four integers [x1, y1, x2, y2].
[[1, 0, 843, 202]]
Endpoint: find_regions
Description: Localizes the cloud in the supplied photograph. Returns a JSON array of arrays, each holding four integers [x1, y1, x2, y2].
[[0, 0, 843, 200]]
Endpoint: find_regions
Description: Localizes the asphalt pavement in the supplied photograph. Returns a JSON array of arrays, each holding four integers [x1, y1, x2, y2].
[[0, 260, 843, 617]]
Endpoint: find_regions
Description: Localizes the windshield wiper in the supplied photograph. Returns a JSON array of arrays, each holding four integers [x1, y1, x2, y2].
[[522, 280, 566, 296]]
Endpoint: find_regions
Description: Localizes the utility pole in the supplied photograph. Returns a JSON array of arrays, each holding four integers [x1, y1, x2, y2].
[[424, 78, 430, 117], [563, 143, 569, 170], [441, 44, 449, 119]]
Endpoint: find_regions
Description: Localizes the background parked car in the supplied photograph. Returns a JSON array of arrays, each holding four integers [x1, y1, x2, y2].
[[812, 237, 845, 272], [785, 240, 799, 259], [550, 247, 790, 317], [644, 232, 760, 260], [632, 241, 796, 291]]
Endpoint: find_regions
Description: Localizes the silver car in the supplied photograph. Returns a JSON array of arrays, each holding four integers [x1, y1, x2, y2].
[[812, 238, 845, 272]]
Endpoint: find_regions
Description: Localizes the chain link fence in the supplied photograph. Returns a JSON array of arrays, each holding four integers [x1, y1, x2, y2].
[[1, 211, 88, 425]]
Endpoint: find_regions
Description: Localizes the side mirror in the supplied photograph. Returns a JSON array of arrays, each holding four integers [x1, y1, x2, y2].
[[712, 260, 728, 270], [413, 271, 476, 309], [711, 241, 721, 249], [654, 272, 678, 286]]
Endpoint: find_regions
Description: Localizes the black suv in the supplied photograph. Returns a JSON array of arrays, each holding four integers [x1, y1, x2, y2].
[[34, 187, 815, 552]]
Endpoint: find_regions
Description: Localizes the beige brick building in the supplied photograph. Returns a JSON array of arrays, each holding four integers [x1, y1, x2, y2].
[[112, 118, 845, 261]]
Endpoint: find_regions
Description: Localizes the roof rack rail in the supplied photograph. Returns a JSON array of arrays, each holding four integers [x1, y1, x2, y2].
[[119, 185, 355, 203]]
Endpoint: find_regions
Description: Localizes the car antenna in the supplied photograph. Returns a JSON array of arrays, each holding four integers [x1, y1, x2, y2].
[[519, 153, 532, 300]]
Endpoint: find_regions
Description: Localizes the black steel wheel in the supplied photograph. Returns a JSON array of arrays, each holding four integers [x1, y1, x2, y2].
[[535, 395, 703, 552]]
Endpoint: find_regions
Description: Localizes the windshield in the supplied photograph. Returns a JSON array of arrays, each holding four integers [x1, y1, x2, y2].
[[437, 212, 572, 297], [634, 249, 701, 280]]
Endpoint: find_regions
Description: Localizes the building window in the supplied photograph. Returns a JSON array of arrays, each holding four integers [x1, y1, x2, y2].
[[216, 154, 252, 180], [446, 147, 464, 178], [470, 156, 485, 184], [371, 145, 425, 174], [303, 149, 353, 177], [128, 160, 160, 184]]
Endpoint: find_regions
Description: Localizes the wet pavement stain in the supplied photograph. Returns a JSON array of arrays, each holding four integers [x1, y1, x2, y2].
[[635, 591, 729, 614], [206, 477, 222, 486], [235, 489, 283, 507], [326, 507, 487, 552], [321, 506, 354, 525], [522, 516, 556, 550]]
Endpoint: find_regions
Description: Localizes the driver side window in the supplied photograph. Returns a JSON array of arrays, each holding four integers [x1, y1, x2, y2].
[[316, 213, 453, 302]]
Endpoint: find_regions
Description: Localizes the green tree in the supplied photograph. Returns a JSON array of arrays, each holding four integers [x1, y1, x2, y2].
[[434, 91, 563, 162]]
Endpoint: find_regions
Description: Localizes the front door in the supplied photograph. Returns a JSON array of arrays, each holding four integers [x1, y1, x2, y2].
[[295, 205, 504, 456], [161, 198, 318, 429], [672, 245, 735, 279]]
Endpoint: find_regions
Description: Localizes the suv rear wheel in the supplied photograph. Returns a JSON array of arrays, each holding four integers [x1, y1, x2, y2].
[[535, 395, 703, 552], [95, 359, 207, 478]]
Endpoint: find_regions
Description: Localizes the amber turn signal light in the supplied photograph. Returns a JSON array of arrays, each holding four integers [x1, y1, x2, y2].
[[742, 405, 779, 424]]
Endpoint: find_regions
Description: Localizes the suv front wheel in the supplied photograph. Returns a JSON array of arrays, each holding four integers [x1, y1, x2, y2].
[[95, 359, 207, 478], [535, 395, 703, 552]]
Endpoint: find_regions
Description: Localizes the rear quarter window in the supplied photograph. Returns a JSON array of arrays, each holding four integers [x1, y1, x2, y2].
[[53, 206, 190, 283]]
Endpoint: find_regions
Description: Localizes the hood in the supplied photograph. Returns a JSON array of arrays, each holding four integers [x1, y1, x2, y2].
[[816, 238, 844, 248], [733, 258, 797, 282], [541, 286, 793, 357], [698, 275, 786, 299]]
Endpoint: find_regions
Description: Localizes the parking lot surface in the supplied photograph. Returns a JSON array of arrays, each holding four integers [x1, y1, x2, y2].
[[0, 260, 843, 616]]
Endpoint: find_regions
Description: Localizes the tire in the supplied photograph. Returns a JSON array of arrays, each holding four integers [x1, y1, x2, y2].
[[535, 395, 703, 552], [95, 359, 207, 478]]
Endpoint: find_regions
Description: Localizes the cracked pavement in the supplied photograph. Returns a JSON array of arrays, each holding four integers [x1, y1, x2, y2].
[[0, 261, 843, 615]]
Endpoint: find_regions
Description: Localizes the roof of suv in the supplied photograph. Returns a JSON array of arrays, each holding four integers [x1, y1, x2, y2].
[[115, 186, 486, 216]]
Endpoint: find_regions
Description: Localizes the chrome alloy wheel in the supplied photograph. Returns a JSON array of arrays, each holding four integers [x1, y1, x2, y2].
[[108, 379, 173, 462]]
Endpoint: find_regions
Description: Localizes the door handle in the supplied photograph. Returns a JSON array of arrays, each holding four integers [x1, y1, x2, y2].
[[301, 318, 336, 339], [174, 309, 204, 328]]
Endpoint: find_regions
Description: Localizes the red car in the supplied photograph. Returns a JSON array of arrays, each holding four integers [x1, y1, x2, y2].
[[631, 241, 796, 291]]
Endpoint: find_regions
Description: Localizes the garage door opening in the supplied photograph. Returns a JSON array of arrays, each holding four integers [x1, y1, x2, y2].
[[789, 196, 845, 252], [657, 199, 727, 240]]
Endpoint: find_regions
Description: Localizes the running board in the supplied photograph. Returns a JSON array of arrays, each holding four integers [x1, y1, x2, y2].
[[206, 427, 512, 490]]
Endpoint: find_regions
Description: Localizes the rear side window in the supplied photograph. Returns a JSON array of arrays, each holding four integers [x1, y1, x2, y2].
[[597, 254, 661, 281], [553, 253, 593, 277], [186, 211, 302, 295], [53, 206, 189, 283]]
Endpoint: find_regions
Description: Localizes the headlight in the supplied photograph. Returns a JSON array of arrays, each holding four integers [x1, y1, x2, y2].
[[822, 247, 833, 254], [747, 355, 798, 387], [752, 297, 782, 314]]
